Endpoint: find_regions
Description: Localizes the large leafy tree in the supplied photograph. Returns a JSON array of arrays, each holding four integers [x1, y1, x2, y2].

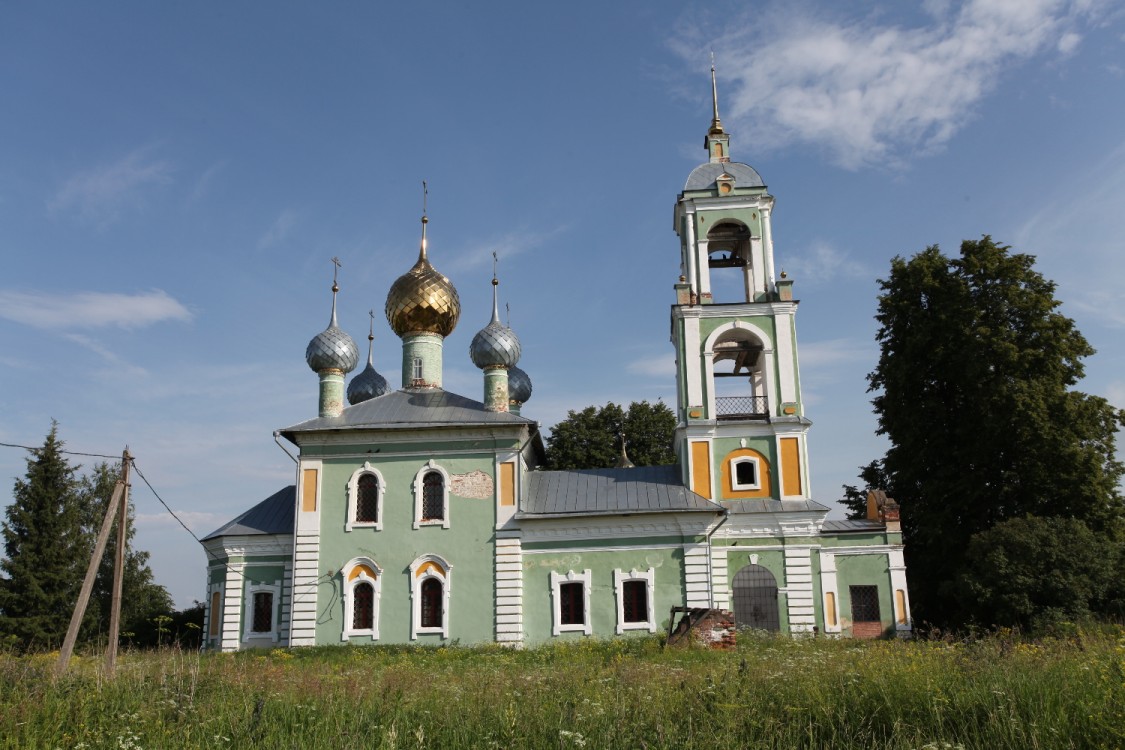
[[867, 237, 1124, 627], [0, 424, 87, 648], [77, 462, 173, 647], [546, 401, 676, 470]]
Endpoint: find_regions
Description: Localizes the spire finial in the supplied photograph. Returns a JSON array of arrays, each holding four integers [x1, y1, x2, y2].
[[418, 180, 429, 262], [366, 309, 375, 364], [505, 302, 511, 328], [615, 431, 635, 469], [329, 256, 342, 327], [709, 51, 724, 135], [490, 251, 501, 324]]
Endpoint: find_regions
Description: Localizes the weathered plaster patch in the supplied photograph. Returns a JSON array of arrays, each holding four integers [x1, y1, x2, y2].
[[450, 470, 494, 499]]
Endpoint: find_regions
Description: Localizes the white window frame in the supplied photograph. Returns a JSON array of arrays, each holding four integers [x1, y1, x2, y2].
[[341, 557, 383, 641], [412, 460, 451, 529], [613, 567, 656, 634], [409, 554, 452, 639], [730, 456, 762, 491], [346, 462, 385, 532], [243, 581, 281, 643], [550, 569, 592, 636]]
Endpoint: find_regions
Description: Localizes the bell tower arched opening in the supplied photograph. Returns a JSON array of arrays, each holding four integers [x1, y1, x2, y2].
[[712, 327, 768, 420], [706, 221, 754, 303]]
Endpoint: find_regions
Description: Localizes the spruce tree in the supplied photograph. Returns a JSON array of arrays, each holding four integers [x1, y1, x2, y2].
[[0, 423, 87, 649]]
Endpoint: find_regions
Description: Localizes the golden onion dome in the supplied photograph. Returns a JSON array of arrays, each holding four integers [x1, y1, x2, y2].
[[385, 216, 461, 337]]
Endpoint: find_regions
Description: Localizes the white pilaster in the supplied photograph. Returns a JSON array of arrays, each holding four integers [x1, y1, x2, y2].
[[220, 563, 244, 652], [495, 532, 524, 646], [683, 541, 712, 607], [783, 547, 815, 633], [710, 546, 730, 610], [888, 548, 912, 633], [818, 551, 841, 634]]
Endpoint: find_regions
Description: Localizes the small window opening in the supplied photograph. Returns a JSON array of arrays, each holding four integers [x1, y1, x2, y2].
[[251, 592, 273, 633], [422, 471, 444, 521], [850, 585, 881, 623], [735, 460, 757, 487], [559, 582, 584, 626], [412, 357, 424, 382]]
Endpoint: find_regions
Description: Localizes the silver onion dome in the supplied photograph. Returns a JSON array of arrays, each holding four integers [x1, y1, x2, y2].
[[306, 281, 359, 373], [470, 278, 521, 369], [347, 315, 390, 404], [508, 365, 532, 404]]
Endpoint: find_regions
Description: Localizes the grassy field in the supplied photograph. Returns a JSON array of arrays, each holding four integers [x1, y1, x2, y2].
[[2, 629, 1123, 749]]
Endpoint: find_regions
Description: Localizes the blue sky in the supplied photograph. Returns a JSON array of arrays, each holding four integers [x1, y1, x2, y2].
[[2, 1, 1123, 607]]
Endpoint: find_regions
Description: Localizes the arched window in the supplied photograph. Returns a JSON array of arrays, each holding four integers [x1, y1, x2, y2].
[[614, 567, 656, 634], [342, 558, 382, 640], [412, 461, 450, 529], [352, 581, 374, 630], [422, 472, 444, 520], [242, 581, 281, 643], [409, 554, 452, 639], [346, 463, 385, 531], [731, 564, 780, 632], [420, 578, 442, 628]]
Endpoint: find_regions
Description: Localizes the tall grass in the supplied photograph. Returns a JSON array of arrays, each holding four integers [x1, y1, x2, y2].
[[2, 629, 1122, 749]]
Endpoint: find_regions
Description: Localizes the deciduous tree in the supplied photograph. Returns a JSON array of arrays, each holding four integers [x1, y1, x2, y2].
[[867, 237, 1124, 627], [546, 401, 676, 470]]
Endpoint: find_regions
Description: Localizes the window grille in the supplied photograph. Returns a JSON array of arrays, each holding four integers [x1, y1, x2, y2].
[[422, 471, 444, 520], [850, 585, 881, 622], [352, 581, 374, 630], [622, 580, 647, 623], [559, 582, 584, 625], [251, 592, 273, 633], [731, 564, 780, 631], [356, 473, 379, 523], [420, 578, 442, 628]]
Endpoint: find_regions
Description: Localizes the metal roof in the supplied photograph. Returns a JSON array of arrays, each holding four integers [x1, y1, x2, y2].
[[202, 485, 295, 541], [520, 465, 723, 518], [722, 498, 832, 514], [822, 518, 887, 533], [683, 161, 765, 191], [280, 388, 535, 440]]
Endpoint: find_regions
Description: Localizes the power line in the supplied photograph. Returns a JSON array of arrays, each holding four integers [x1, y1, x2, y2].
[[0, 441, 124, 460]]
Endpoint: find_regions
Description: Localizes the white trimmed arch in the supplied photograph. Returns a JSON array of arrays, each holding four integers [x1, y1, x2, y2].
[[346, 462, 385, 532], [412, 460, 451, 529], [409, 554, 452, 639], [702, 320, 775, 419], [341, 557, 382, 640]]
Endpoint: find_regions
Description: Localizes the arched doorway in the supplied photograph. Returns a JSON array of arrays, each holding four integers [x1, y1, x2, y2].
[[731, 564, 780, 631]]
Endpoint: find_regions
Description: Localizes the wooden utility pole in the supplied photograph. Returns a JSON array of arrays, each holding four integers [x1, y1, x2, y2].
[[56, 449, 130, 677], [105, 449, 130, 676]]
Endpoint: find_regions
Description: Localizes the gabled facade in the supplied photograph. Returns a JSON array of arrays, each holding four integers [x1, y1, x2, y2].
[[201, 71, 910, 650]]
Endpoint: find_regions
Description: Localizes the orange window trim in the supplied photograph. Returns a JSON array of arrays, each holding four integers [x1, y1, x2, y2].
[[825, 592, 837, 628], [209, 591, 221, 637], [719, 448, 771, 499]]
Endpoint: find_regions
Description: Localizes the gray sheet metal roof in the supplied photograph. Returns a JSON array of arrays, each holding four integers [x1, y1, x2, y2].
[[822, 518, 886, 533], [723, 498, 832, 514], [280, 388, 534, 440], [684, 162, 765, 191], [520, 465, 723, 518], [202, 485, 295, 541]]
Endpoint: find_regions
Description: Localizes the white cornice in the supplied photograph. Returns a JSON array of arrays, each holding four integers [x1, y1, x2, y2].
[[673, 301, 798, 319], [204, 535, 294, 559], [293, 425, 529, 448], [519, 515, 717, 542]]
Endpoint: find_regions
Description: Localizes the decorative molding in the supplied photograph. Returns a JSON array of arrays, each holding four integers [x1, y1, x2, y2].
[[614, 568, 657, 634], [550, 569, 592, 636], [346, 462, 385, 532], [341, 557, 383, 641], [242, 580, 282, 644], [412, 460, 451, 530], [409, 554, 452, 639]]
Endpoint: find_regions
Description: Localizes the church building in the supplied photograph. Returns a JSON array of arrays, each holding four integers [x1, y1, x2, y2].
[[200, 71, 911, 650]]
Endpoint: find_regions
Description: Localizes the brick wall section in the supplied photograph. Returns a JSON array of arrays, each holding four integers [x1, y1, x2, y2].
[[668, 608, 737, 650]]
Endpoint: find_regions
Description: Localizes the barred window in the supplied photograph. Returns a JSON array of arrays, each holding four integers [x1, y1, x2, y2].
[[251, 592, 273, 633], [356, 473, 379, 523], [622, 580, 648, 623], [422, 471, 444, 521], [352, 581, 374, 630], [420, 578, 443, 628], [559, 582, 584, 626], [850, 585, 881, 622]]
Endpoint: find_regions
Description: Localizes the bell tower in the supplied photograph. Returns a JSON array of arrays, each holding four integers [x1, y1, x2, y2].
[[671, 64, 810, 507]]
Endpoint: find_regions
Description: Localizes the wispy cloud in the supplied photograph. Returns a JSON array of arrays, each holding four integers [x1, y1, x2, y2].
[[627, 354, 676, 378], [62, 332, 149, 377], [0, 289, 192, 330], [674, 0, 1108, 168], [134, 510, 224, 533], [799, 337, 876, 370], [447, 225, 569, 272], [49, 146, 172, 225], [783, 241, 870, 285], [188, 161, 227, 205], [258, 208, 298, 249]]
